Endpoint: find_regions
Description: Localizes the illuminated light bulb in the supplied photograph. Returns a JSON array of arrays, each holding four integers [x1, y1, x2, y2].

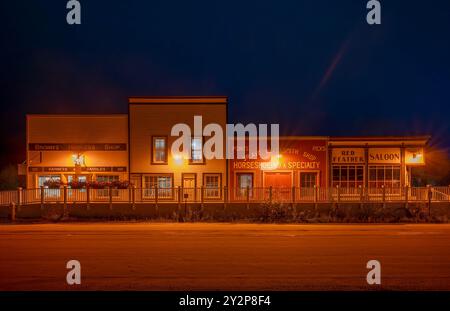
[[173, 154, 184, 165]]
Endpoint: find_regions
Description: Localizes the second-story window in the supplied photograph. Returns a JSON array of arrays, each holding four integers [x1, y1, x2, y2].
[[190, 137, 204, 164], [152, 136, 167, 164]]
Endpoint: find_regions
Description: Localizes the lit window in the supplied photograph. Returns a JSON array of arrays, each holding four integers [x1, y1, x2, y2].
[[332, 165, 364, 188], [143, 174, 173, 199], [190, 137, 204, 164], [237, 173, 253, 199], [38, 175, 61, 198], [368, 165, 401, 190], [96, 175, 119, 197], [204, 174, 221, 199], [152, 137, 167, 164], [237, 173, 253, 189]]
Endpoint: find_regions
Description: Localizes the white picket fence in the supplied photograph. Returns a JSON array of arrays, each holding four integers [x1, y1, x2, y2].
[[0, 186, 449, 206]]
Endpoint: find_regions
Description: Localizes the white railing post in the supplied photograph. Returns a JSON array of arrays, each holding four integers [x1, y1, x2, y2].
[[109, 186, 113, 210], [337, 185, 340, 203], [246, 186, 250, 209], [269, 186, 273, 204], [313, 185, 318, 210], [86, 185, 90, 210], [223, 186, 228, 209], [17, 187, 23, 207], [329, 186, 333, 203], [404, 185, 409, 209], [63, 185, 68, 217], [40, 186, 44, 210], [178, 186, 182, 210], [132, 185, 136, 210], [200, 186, 204, 209], [427, 185, 432, 217], [10, 202, 16, 222]]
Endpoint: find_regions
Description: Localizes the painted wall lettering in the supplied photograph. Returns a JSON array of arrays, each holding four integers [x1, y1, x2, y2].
[[368, 148, 400, 164], [332, 148, 365, 164]]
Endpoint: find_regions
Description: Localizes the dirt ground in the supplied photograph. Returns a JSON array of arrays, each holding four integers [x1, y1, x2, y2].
[[1, 222, 450, 290]]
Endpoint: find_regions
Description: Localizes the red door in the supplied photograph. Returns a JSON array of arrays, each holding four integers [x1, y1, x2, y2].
[[264, 172, 292, 201], [264, 172, 292, 188]]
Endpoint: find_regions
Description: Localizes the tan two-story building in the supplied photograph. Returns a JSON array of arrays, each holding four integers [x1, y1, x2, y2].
[[128, 96, 227, 200]]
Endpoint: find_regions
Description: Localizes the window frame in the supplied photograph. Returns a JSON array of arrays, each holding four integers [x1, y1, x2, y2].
[[189, 136, 205, 165], [331, 165, 365, 188], [202, 173, 222, 200], [95, 175, 120, 197], [236, 172, 254, 189], [368, 165, 401, 189], [236, 172, 254, 199], [37, 175, 62, 198], [142, 173, 174, 200], [151, 135, 168, 165]]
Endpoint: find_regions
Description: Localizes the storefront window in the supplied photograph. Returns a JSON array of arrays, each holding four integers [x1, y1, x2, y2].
[[38, 175, 61, 187], [300, 172, 318, 188], [204, 174, 221, 199], [152, 137, 167, 164], [143, 174, 173, 198], [368, 165, 401, 188], [96, 175, 119, 197], [38, 175, 61, 198], [332, 165, 364, 188], [67, 175, 87, 196]]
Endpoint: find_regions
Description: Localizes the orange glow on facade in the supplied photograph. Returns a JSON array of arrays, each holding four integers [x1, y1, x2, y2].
[[23, 97, 430, 191]]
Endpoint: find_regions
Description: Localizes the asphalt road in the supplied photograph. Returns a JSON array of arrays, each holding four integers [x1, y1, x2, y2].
[[1, 223, 450, 290]]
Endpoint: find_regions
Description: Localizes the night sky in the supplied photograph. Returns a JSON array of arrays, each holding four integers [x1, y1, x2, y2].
[[1, 0, 450, 165]]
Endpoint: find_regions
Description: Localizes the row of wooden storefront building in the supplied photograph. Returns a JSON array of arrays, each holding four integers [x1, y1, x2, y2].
[[14, 96, 437, 203]]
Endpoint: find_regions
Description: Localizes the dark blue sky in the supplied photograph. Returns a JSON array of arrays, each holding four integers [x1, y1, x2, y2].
[[1, 0, 450, 164]]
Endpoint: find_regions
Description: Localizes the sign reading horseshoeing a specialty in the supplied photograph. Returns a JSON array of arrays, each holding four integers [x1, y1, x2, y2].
[[368, 148, 401, 164], [332, 148, 365, 164]]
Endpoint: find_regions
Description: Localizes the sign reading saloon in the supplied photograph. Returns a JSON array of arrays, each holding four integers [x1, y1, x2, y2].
[[332, 148, 365, 164], [368, 148, 401, 164]]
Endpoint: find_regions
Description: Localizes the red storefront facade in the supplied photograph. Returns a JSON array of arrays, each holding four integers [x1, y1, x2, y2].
[[229, 137, 328, 197]]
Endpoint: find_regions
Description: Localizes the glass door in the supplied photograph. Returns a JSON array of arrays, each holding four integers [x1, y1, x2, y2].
[[299, 172, 318, 200], [182, 174, 196, 201]]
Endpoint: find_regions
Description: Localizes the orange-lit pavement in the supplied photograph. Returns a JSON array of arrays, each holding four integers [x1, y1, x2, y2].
[[1, 223, 450, 290]]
